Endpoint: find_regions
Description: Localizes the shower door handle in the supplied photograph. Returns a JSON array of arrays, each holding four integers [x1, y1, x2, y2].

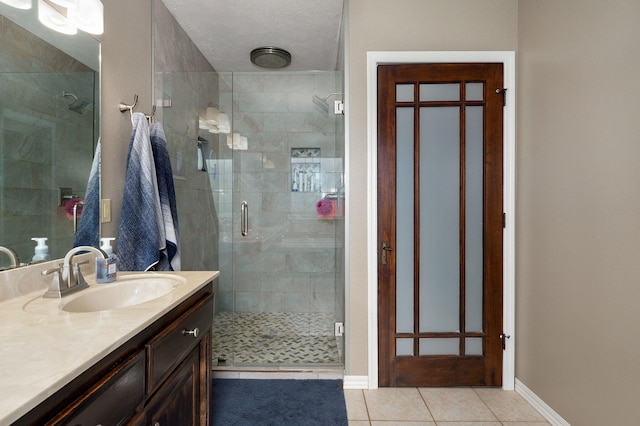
[[241, 201, 249, 236]]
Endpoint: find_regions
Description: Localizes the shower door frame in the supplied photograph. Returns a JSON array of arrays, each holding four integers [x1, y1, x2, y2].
[[226, 71, 346, 368]]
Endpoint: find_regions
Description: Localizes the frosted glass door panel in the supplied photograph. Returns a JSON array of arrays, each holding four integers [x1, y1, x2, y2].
[[465, 83, 484, 101], [396, 107, 415, 333], [420, 83, 460, 102], [396, 84, 414, 102], [466, 338, 483, 356], [419, 338, 458, 356], [397, 338, 414, 356], [465, 106, 484, 333], [419, 107, 460, 333]]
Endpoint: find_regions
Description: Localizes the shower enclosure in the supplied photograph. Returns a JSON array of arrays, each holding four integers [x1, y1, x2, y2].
[[159, 70, 345, 369]]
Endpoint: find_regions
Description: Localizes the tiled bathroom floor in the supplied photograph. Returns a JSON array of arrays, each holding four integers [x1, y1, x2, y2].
[[212, 312, 343, 366], [345, 387, 550, 425]]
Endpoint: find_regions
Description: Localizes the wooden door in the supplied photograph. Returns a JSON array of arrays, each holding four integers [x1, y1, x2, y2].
[[378, 63, 504, 387]]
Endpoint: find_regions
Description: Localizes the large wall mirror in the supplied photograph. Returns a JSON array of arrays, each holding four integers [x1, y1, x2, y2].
[[0, 4, 100, 269]]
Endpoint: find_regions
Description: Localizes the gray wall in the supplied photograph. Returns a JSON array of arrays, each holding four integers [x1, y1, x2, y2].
[[517, 1, 640, 424]]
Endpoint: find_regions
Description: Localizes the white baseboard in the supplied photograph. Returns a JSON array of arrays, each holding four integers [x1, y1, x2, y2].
[[515, 378, 571, 426], [343, 375, 369, 389]]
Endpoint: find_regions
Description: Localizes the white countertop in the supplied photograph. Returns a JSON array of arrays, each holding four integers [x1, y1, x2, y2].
[[0, 270, 219, 425]]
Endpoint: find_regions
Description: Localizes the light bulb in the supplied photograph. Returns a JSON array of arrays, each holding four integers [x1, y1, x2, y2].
[[38, 0, 77, 35], [68, 0, 103, 35]]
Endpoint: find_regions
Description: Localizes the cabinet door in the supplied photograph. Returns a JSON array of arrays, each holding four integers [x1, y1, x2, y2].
[[52, 351, 145, 426], [146, 348, 199, 426]]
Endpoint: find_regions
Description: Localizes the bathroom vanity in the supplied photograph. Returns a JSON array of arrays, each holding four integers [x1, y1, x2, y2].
[[0, 269, 218, 425]]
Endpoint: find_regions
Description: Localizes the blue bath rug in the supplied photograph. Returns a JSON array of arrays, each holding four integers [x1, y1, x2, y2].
[[211, 379, 348, 425]]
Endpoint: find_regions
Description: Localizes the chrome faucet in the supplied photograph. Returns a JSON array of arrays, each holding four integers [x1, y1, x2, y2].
[[42, 246, 107, 298], [0, 246, 19, 269]]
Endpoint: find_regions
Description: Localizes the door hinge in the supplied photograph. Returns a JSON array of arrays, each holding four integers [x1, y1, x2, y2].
[[499, 333, 511, 350], [496, 88, 508, 106], [502, 213, 506, 228], [334, 100, 345, 115], [334, 322, 345, 337]]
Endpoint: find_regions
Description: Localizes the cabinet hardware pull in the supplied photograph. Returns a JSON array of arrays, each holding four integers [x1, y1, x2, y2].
[[182, 327, 199, 338]]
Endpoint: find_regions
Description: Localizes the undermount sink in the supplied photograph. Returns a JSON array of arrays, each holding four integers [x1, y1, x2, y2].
[[23, 274, 184, 314], [61, 274, 183, 313]]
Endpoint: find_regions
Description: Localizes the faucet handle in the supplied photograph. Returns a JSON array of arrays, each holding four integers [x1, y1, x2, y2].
[[42, 265, 65, 298], [73, 260, 90, 288], [41, 264, 62, 276]]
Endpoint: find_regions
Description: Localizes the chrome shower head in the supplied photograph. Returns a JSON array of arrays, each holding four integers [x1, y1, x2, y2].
[[63, 91, 93, 114], [312, 93, 344, 114]]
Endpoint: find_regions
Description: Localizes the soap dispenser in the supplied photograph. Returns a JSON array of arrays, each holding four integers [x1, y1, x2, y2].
[[31, 238, 51, 262], [100, 237, 115, 256], [96, 237, 118, 283]]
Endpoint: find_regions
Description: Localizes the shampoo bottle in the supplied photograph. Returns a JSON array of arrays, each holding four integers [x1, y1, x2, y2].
[[31, 238, 51, 262], [96, 238, 118, 283]]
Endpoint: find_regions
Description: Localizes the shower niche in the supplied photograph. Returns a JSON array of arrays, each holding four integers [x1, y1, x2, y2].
[[291, 148, 321, 192]]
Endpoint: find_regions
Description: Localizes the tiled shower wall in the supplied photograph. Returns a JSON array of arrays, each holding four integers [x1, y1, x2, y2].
[[214, 72, 344, 316], [153, 0, 219, 272], [0, 15, 97, 265]]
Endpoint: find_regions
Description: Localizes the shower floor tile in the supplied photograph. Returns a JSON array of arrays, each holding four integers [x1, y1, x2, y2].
[[212, 312, 342, 366]]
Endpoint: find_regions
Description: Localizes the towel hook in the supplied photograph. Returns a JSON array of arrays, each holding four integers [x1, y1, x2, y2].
[[145, 104, 156, 123], [119, 94, 138, 125]]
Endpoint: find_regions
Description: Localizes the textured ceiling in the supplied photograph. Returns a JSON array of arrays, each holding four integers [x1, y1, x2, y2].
[[161, 0, 344, 72]]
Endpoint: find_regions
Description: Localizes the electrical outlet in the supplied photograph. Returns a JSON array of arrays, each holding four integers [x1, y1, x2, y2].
[[101, 199, 111, 223]]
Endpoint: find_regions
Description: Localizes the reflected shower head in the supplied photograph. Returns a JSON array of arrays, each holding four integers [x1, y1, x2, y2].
[[63, 91, 93, 114]]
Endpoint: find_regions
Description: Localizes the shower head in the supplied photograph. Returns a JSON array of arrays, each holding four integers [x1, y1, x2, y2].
[[63, 91, 93, 114], [312, 92, 344, 114]]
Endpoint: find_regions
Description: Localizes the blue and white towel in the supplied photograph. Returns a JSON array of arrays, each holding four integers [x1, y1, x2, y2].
[[73, 140, 101, 248], [150, 122, 180, 271], [117, 112, 164, 271]]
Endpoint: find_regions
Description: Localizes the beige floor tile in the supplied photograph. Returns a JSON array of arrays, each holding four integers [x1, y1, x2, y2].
[[345, 389, 369, 420], [501, 423, 550, 425], [473, 388, 546, 422], [363, 388, 434, 422], [435, 422, 501, 426], [373, 422, 435, 425], [348, 421, 371, 426], [419, 388, 498, 422]]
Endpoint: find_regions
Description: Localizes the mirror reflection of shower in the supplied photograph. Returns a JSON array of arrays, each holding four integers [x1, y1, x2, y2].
[[63, 91, 93, 114]]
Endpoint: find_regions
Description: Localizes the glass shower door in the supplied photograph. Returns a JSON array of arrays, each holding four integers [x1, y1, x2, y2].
[[220, 71, 345, 367]]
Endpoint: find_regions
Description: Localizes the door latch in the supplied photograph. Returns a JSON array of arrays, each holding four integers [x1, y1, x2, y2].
[[381, 241, 394, 265], [499, 333, 511, 350]]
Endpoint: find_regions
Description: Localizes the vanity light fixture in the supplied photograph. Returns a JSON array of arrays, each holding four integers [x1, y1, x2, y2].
[[48, 0, 76, 7], [0, 0, 32, 9], [199, 107, 231, 134], [68, 0, 103, 35], [38, 0, 77, 35], [36, 0, 103, 36], [217, 113, 230, 134], [206, 107, 220, 125]]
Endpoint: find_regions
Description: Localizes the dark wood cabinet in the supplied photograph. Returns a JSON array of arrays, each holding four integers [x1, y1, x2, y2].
[[14, 282, 213, 426]]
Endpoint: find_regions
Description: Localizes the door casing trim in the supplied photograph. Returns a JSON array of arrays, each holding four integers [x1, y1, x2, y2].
[[366, 51, 516, 390]]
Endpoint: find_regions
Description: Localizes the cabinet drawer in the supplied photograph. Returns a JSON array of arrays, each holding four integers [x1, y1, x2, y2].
[[146, 293, 213, 393], [56, 350, 145, 426]]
